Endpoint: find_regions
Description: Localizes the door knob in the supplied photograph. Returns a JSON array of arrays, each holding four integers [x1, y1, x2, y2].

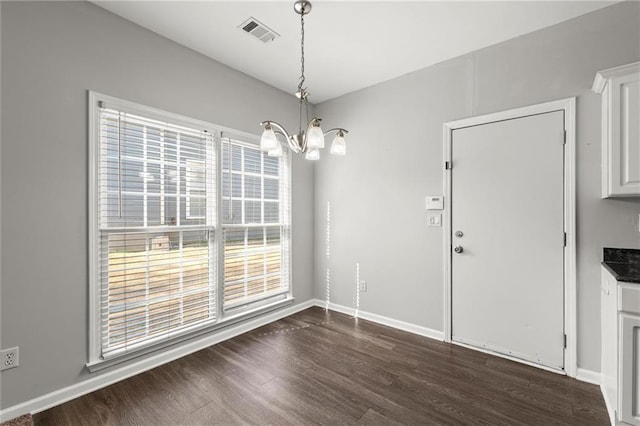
[[454, 245, 463, 254], [455, 231, 464, 238]]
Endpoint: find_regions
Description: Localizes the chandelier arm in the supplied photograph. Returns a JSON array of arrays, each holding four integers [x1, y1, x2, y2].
[[299, 96, 304, 134], [274, 131, 302, 154], [288, 137, 303, 154], [304, 99, 310, 132], [322, 128, 349, 136]]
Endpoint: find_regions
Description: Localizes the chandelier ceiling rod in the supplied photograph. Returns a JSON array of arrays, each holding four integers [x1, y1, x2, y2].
[[259, 0, 348, 160]]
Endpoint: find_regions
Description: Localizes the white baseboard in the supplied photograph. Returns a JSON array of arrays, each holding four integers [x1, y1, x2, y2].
[[315, 300, 445, 342], [576, 367, 601, 385], [0, 299, 316, 423]]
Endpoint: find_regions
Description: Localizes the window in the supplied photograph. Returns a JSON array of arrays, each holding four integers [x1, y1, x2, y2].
[[221, 138, 290, 311], [89, 93, 291, 364]]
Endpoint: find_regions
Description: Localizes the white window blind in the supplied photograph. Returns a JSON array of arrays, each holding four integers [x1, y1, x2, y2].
[[221, 137, 290, 311], [97, 106, 216, 359], [90, 93, 292, 366]]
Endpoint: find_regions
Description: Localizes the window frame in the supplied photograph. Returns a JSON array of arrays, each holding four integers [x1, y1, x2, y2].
[[88, 92, 293, 370]]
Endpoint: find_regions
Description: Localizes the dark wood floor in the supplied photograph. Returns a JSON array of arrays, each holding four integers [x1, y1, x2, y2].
[[35, 307, 609, 425]]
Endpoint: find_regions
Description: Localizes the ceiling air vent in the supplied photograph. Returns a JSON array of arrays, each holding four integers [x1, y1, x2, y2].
[[238, 17, 279, 43]]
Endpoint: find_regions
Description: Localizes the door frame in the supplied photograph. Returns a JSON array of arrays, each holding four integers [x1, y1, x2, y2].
[[442, 98, 576, 377]]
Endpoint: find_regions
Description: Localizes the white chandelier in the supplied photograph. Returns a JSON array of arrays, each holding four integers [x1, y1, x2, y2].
[[259, 0, 348, 160]]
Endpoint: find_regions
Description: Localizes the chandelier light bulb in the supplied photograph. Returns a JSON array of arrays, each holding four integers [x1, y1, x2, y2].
[[305, 148, 320, 161], [260, 125, 278, 151], [306, 124, 325, 149], [268, 141, 283, 158], [330, 131, 346, 156]]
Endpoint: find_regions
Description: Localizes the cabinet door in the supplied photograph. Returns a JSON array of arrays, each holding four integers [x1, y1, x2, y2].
[[607, 72, 640, 197], [620, 313, 640, 425]]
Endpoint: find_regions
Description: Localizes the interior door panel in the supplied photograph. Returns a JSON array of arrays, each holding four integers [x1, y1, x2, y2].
[[450, 111, 565, 370]]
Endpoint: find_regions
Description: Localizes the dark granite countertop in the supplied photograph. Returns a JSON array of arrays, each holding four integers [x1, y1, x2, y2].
[[602, 247, 640, 284]]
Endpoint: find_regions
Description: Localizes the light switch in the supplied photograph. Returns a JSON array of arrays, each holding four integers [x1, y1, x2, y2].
[[426, 196, 444, 210], [428, 213, 441, 227]]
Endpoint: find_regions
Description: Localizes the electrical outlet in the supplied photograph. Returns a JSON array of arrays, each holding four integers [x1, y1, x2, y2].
[[0, 347, 19, 371], [359, 280, 367, 292]]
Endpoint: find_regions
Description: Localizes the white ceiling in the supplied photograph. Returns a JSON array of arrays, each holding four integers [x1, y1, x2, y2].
[[93, 1, 615, 103]]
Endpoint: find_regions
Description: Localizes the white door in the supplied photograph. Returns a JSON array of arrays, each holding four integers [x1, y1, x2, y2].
[[450, 110, 565, 370]]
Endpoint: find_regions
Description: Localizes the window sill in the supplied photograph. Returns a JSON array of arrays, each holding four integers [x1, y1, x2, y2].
[[86, 296, 294, 373]]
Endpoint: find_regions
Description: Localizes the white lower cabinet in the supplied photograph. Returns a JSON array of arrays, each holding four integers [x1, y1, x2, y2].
[[619, 312, 640, 425], [601, 267, 640, 425]]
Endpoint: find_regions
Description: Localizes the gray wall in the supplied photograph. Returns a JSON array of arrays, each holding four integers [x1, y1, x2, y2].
[[0, 1, 315, 408], [314, 1, 640, 373]]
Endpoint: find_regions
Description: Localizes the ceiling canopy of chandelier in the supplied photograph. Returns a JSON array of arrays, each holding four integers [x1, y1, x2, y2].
[[259, 0, 348, 160]]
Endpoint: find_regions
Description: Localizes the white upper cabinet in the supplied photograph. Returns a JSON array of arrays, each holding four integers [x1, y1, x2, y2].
[[593, 62, 640, 198]]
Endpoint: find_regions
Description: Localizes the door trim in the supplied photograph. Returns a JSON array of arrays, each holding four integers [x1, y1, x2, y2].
[[442, 98, 577, 377]]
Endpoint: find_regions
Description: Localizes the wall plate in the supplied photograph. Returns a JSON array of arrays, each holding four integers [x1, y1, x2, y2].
[[426, 196, 444, 210]]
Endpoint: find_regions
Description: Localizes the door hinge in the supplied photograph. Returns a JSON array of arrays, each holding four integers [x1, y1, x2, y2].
[[563, 334, 567, 348], [445, 161, 452, 170], [563, 232, 567, 247], [563, 130, 567, 145]]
